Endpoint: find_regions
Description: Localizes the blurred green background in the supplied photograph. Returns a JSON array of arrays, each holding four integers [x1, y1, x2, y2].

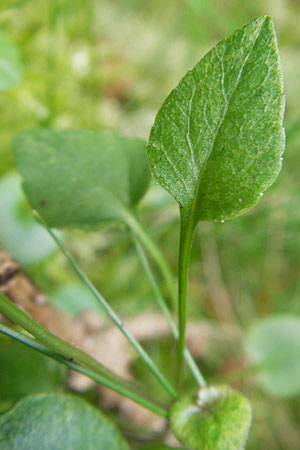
[[1, 0, 300, 448]]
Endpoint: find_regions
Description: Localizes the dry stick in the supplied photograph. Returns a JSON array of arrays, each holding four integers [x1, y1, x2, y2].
[[130, 231, 206, 388], [0, 322, 168, 418]]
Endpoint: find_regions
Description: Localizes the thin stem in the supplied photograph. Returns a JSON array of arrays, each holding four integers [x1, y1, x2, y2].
[[177, 210, 197, 379], [0, 293, 137, 391], [131, 231, 176, 333], [0, 324, 168, 418], [40, 218, 178, 400], [125, 212, 177, 309], [131, 231, 205, 387]]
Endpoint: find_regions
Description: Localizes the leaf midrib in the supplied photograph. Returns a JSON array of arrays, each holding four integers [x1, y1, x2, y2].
[[185, 17, 267, 226]]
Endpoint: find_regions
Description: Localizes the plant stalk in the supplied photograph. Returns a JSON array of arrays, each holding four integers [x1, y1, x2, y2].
[[125, 212, 177, 309], [0, 293, 135, 390], [40, 219, 178, 400], [177, 209, 197, 380], [0, 323, 168, 418], [131, 231, 205, 387]]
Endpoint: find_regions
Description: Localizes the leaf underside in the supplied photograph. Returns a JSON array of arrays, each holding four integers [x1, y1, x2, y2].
[[13, 130, 150, 230], [147, 16, 285, 224]]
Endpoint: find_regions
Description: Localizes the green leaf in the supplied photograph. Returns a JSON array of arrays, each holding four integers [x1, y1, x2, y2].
[[245, 315, 300, 397], [0, 174, 57, 266], [0, 333, 65, 402], [13, 130, 150, 230], [0, 394, 130, 450], [0, 31, 22, 91], [147, 16, 285, 224], [170, 386, 252, 450]]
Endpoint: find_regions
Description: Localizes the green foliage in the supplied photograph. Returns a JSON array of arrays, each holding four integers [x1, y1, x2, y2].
[[0, 9, 291, 450], [0, 31, 22, 91], [170, 386, 252, 450], [245, 316, 300, 397], [0, 174, 56, 266], [147, 16, 284, 225], [0, 394, 130, 450], [13, 129, 150, 230], [0, 333, 65, 402]]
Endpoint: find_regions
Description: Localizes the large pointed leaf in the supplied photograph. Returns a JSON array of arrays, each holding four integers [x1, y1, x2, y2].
[[0, 31, 22, 91], [170, 386, 252, 450], [0, 394, 130, 450], [147, 16, 285, 224], [13, 130, 150, 230], [245, 315, 300, 397]]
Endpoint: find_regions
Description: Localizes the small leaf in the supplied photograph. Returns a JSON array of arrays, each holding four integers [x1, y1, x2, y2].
[[0, 394, 130, 450], [0, 333, 65, 402], [147, 16, 285, 224], [0, 174, 57, 266], [0, 31, 22, 90], [170, 386, 252, 450], [245, 315, 300, 397], [13, 130, 150, 230]]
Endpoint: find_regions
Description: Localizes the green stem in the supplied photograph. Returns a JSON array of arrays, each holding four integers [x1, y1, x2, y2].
[[0, 324, 168, 418], [41, 220, 178, 400], [0, 293, 136, 391], [131, 231, 205, 387], [177, 209, 197, 379], [125, 212, 177, 309]]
